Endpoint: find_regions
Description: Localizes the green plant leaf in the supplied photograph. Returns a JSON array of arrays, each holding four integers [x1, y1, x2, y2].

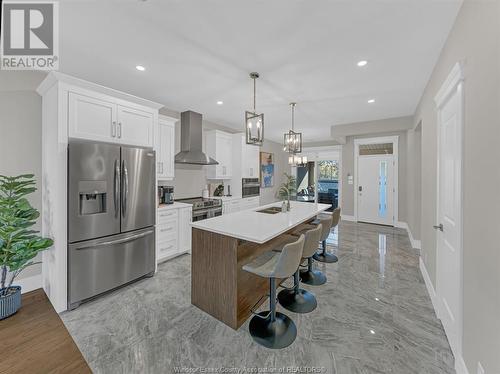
[[0, 174, 53, 281]]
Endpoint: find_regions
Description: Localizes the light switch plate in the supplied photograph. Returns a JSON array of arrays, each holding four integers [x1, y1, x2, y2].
[[477, 361, 485, 374]]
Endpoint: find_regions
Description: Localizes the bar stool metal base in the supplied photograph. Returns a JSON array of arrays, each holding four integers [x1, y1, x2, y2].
[[299, 268, 326, 285], [248, 311, 297, 349], [313, 251, 338, 263], [278, 288, 317, 313]]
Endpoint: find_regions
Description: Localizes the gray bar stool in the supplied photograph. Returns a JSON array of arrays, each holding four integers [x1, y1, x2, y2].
[[278, 223, 322, 313], [242, 235, 305, 349], [299, 223, 327, 286], [313, 207, 340, 263]]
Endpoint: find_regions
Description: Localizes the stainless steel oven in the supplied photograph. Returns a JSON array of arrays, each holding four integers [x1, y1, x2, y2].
[[242, 178, 260, 198], [177, 197, 223, 222], [192, 206, 223, 222]]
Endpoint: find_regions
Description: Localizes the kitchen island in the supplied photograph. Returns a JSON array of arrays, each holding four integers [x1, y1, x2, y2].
[[190, 201, 330, 329]]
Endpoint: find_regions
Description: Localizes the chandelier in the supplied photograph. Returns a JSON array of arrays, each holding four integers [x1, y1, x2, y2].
[[283, 102, 302, 154], [289, 154, 308, 167], [245, 72, 264, 146]]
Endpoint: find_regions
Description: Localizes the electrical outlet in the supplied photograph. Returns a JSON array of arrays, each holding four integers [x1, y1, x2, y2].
[[477, 361, 485, 374]]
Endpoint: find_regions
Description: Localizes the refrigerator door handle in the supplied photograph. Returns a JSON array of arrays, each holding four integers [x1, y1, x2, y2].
[[114, 159, 120, 218], [121, 159, 129, 217], [75, 230, 154, 250]]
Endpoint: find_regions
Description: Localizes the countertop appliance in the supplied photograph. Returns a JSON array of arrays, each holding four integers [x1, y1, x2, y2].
[[177, 197, 223, 222], [242, 178, 260, 198], [67, 140, 156, 310], [162, 186, 174, 204]]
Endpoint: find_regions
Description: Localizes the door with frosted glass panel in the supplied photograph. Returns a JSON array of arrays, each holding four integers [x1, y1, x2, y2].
[[357, 155, 394, 225]]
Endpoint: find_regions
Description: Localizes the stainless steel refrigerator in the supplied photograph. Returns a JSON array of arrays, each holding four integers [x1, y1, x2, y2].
[[67, 140, 156, 309]]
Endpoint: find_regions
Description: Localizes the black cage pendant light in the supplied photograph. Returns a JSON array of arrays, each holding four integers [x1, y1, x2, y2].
[[283, 102, 302, 154], [245, 72, 264, 146]]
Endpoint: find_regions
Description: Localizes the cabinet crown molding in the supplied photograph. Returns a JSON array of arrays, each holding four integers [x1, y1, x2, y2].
[[36, 71, 164, 110]]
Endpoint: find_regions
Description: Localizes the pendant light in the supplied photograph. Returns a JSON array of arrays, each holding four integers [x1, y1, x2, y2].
[[245, 72, 264, 146], [288, 154, 308, 167], [283, 102, 302, 154]]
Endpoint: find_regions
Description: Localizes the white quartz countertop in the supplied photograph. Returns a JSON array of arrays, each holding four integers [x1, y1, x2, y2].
[[158, 202, 192, 210], [191, 201, 330, 244], [211, 195, 245, 201]]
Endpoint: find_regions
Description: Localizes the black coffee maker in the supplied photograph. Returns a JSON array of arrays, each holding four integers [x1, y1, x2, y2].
[[158, 186, 174, 204]]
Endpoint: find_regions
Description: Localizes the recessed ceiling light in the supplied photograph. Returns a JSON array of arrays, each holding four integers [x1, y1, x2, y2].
[[357, 60, 368, 67], [135, 65, 145, 71], [217, 101, 224, 105], [368, 99, 375, 104], [375, 297, 380, 301], [370, 329, 375, 335]]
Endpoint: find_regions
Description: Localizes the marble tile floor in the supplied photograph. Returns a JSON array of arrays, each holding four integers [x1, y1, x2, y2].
[[61, 221, 455, 374]]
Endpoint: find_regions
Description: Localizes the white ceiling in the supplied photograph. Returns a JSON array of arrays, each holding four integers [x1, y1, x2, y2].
[[58, 0, 462, 143]]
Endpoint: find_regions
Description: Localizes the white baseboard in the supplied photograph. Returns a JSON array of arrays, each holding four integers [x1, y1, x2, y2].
[[419, 257, 469, 374], [396, 221, 421, 250], [395, 221, 408, 229], [13, 274, 43, 294], [407, 226, 421, 250], [341, 214, 356, 222], [455, 355, 470, 374], [419, 257, 439, 316]]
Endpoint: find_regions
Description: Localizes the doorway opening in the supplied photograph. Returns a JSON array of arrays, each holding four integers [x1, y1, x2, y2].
[[354, 136, 399, 226], [294, 148, 341, 213]]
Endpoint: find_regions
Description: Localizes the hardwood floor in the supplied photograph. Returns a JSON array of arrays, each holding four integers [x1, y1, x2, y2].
[[0, 289, 90, 374]]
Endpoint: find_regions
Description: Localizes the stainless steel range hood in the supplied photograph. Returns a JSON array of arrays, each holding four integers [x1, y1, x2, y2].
[[174, 111, 218, 165]]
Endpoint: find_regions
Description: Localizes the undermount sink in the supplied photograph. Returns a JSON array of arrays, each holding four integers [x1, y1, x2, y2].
[[256, 206, 282, 214]]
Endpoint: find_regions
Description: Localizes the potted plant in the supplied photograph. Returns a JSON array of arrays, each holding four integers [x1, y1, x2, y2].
[[0, 174, 53, 319], [277, 173, 297, 211]]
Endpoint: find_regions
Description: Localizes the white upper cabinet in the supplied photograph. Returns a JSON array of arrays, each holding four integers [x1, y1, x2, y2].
[[68, 92, 118, 143], [68, 90, 157, 148], [206, 130, 233, 179], [156, 116, 176, 179], [242, 140, 260, 178], [116, 105, 154, 147]]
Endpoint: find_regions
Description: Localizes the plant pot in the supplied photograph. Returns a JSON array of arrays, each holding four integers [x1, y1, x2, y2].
[[0, 286, 21, 320]]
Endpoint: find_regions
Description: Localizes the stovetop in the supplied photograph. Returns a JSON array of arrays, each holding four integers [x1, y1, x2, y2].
[[176, 197, 222, 210]]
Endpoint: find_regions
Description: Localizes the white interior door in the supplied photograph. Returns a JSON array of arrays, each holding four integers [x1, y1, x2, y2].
[[357, 155, 394, 225], [435, 77, 463, 356]]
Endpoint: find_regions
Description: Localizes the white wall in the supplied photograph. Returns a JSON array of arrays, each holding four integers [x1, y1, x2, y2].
[[259, 138, 291, 205], [411, 1, 500, 372], [0, 89, 43, 282], [406, 123, 422, 241]]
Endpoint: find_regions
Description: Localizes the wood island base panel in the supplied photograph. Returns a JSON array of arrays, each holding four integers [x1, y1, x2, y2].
[[191, 224, 312, 330]]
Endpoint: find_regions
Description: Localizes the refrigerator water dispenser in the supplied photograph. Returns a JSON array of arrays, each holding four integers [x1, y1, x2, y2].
[[78, 181, 107, 215]]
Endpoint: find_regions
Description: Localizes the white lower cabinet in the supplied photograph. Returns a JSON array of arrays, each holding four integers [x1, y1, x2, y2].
[[221, 196, 260, 214], [179, 207, 192, 253], [156, 205, 192, 263]]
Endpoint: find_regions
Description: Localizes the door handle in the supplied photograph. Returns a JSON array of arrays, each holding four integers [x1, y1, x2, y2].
[[114, 160, 120, 217], [111, 121, 117, 137], [433, 223, 444, 232], [76, 230, 154, 250], [121, 160, 129, 217], [117, 122, 122, 138]]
